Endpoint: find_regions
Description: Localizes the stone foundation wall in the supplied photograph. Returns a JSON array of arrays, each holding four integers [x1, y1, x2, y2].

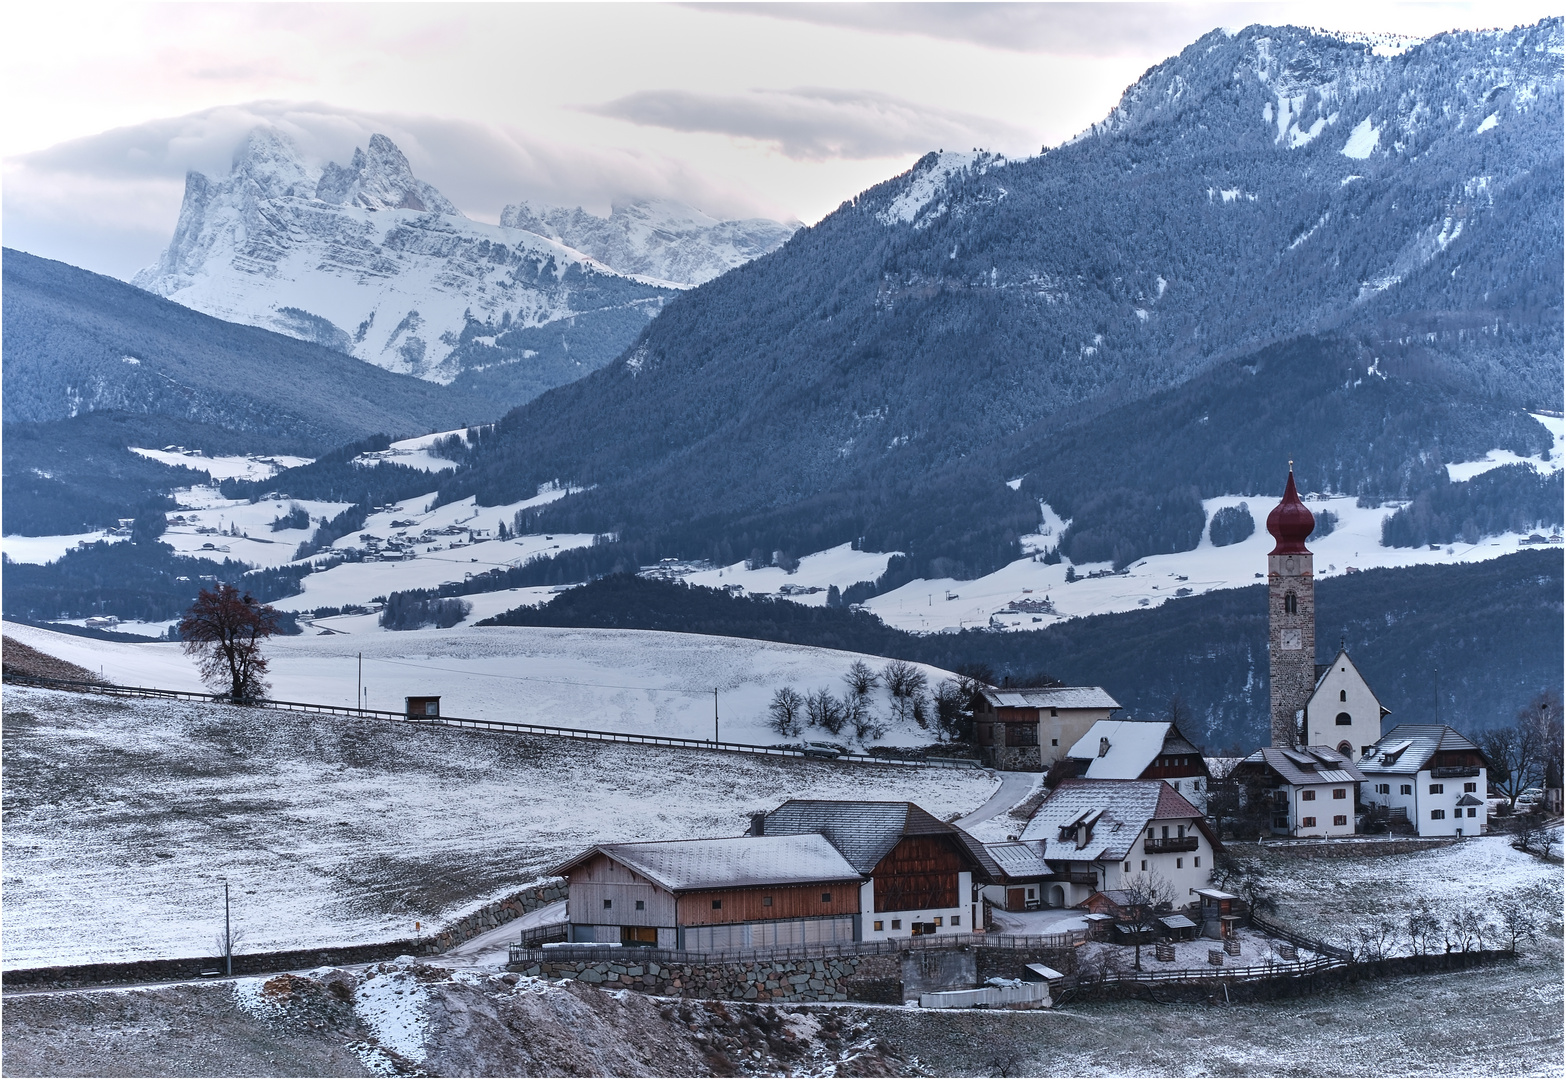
[[3, 879, 569, 990], [1263, 837, 1459, 858], [514, 954, 904, 1003], [974, 945, 1079, 982]]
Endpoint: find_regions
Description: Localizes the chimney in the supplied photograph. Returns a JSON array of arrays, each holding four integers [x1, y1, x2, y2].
[[1099, 737, 1111, 758], [748, 813, 766, 836]]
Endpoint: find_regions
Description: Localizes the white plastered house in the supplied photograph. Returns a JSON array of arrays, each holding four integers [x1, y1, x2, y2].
[[1233, 746, 1366, 838], [1358, 725, 1490, 837], [981, 779, 1219, 911]]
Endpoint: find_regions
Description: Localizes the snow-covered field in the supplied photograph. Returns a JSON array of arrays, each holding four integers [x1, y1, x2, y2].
[[128, 447, 312, 482], [0, 684, 997, 968], [1, 621, 964, 749]]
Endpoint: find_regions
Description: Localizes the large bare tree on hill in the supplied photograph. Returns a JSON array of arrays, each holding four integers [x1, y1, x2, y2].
[[180, 585, 281, 703]]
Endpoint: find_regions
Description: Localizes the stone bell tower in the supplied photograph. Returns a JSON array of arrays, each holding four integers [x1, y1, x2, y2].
[[1266, 465, 1316, 747]]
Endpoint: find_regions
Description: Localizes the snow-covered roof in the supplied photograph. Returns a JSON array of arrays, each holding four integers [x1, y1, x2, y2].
[[984, 840, 1053, 880], [761, 800, 997, 879], [553, 834, 861, 892], [1066, 720, 1173, 778], [1358, 725, 1485, 775], [1017, 779, 1211, 861], [1239, 746, 1366, 786], [980, 686, 1121, 711]]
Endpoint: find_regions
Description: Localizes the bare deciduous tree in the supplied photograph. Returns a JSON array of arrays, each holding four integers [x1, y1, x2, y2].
[[805, 687, 846, 735], [179, 585, 281, 703], [1119, 872, 1176, 971], [843, 660, 879, 699], [768, 687, 805, 738], [1406, 899, 1442, 956]]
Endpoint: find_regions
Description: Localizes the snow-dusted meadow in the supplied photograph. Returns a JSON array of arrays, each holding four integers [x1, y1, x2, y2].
[[1, 621, 964, 749], [0, 685, 997, 969]]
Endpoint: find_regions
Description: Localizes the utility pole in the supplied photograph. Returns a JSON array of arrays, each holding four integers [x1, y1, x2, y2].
[[713, 688, 719, 745], [358, 652, 363, 712], [1433, 668, 1439, 726], [223, 880, 232, 977]]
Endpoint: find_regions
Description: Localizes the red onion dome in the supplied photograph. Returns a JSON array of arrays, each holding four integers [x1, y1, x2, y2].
[[1266, 468, 1315, 555]]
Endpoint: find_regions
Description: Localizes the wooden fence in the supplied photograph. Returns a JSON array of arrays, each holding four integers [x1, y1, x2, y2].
[[6, 676, 979, 769]]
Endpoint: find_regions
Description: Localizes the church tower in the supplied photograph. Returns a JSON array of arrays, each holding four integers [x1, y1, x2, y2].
[[1266, 466, 1316, 747]]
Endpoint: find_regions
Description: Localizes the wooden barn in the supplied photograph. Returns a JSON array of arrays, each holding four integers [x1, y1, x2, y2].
[[552, 834, 863, 949]]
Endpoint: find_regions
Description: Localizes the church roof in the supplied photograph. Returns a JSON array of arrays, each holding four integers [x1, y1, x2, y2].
[[1266, 469, 1315, 555]]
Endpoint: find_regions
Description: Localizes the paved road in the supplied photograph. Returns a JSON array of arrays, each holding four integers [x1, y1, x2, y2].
[[957, 771, 1042, 830], [428, 899, 569, 970]]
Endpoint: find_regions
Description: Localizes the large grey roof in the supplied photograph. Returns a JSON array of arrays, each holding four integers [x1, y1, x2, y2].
[[1240, 746, 1367, 786], [761, 800, 997, 880], [1066, 720, 1198, 779], [553, 834, 861, 892], [980, 686, 1122, 710], [1358, 725, 1484, 775], [1017, 779, 1208, 861]]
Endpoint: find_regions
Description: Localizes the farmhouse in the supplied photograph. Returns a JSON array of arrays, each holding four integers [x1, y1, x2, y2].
[[973, 686, 1122, 771], [1232, 746, 1366, 838], [756, 800, 995, 939], [1061, 719, 1212, 810], [1358, 725, 1490, 836], [990, 779, 1219, 910], [556, 801, 996, 949]]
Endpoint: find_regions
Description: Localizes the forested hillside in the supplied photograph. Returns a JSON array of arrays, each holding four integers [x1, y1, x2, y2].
[[483, 550, 1564, 747], [426, 21, 1562, 586], [1, 250, 494, 534]]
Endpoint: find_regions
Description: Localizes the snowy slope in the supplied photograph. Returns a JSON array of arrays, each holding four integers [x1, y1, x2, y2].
[[501, 199, 797, 285], [0, 682, 995, 968], [1, 621, 964, 750], [133, 129, 674, 389]]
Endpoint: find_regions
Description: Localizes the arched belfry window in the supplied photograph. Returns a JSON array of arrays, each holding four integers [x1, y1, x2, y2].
[[1283, 591, 1298, 615], [1337, 741, 1353, 756], [1336, 712, 1352, 726]]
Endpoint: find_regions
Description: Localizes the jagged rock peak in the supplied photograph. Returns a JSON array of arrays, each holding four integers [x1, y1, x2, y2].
[[316, 133, 460, 216], [228, 127, 315, 202], [498, 198, 796, 285]]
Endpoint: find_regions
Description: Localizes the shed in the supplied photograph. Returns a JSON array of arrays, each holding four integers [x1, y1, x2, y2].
[[1158, 913, 1198, 941], [1195, 888, 1239, 939], [406, 696, 441, 719]]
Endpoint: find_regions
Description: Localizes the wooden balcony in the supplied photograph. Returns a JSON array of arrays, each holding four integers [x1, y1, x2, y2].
[[1143, 837, 1199, 854]]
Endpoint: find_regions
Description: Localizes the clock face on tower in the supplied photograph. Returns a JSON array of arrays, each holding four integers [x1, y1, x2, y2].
[[1281, 629, 1302, 650]]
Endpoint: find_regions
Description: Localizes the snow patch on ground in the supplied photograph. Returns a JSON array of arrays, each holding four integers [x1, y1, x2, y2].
[[1341, 117, 1380, 158], [878, 151, 1000, 227], [129, 447, 312, 481], [0, 531, 127, 565], [354, 965, 431, 1064], [1446, 413, 1562, 481]]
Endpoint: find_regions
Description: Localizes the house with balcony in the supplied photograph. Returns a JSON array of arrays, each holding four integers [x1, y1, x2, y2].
[[553, 800, 1000, 950], [980, 779, 1219, 911], [1060, 719, 1212, 811], [973, 686, 1122, 771], [1358, 725, 1490, 836], [1231, 746, 1366, 838]]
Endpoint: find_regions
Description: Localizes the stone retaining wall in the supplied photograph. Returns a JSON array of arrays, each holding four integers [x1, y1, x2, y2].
[[427, 880, 567, 952], [512, 954, 904, 1003], [3, 880, 568, 990]]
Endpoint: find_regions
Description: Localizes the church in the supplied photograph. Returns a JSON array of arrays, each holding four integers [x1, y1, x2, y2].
[[1234, 468, 1389, 838]]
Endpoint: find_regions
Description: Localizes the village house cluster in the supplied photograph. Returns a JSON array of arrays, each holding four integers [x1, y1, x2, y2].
[[550, 471, 1503, 959]]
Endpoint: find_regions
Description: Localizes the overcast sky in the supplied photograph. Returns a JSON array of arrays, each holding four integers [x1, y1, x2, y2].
[[3, 2, 1557, 279]]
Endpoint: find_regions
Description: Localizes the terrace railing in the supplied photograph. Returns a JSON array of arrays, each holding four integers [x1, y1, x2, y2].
[[7, 676, 979, 769]]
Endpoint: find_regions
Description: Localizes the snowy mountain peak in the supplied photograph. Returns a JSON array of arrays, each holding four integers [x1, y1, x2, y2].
[[498, 198, 797, 286], [316, 133, 460, 215], [134, 128, 675, 397]]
